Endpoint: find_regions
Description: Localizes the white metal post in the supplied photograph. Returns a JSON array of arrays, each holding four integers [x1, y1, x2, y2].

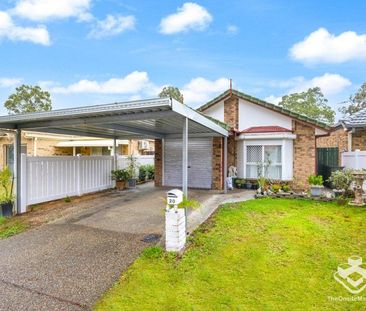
[[113, 138, 117, 170], [14, 129, 22, 214], [224, 136, 228, 194], [182, 118, 188, 197]]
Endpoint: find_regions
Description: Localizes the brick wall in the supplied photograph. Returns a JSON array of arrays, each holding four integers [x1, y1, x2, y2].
[[154, 139, 163, 187], [212, 137, 223, 190], [316, 128, 348, 163], [224, 96, 239, 129], [352, 129, 366, 151], [224, 96, 238, 169], [293, 121, 316, 190]]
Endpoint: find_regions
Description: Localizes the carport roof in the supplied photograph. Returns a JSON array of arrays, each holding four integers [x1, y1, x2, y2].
[[0, 98, 228, 138]]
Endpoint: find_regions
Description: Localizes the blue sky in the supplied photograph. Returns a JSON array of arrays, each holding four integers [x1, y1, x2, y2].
[[0, 0, 366, 120]]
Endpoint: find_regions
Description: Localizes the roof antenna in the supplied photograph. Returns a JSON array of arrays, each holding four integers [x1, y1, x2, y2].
[[229, 78, 232, 96]]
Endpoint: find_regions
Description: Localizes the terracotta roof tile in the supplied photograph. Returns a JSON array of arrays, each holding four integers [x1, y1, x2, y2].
[[240, 126, 292, 134]]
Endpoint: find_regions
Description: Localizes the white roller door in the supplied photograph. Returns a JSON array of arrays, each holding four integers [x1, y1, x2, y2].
[[164, 138, 213, 189]]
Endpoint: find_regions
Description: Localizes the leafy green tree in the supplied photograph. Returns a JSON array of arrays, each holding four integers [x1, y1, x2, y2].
[[159, 86, 184, 104], [4, 85, 52, 114], [279, 87, 335, 124], [339, 82, 366, 116]]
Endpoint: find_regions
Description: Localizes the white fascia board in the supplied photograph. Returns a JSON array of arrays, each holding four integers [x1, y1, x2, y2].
[[171, 99, 229, 137], [237, 132, 297, 140]]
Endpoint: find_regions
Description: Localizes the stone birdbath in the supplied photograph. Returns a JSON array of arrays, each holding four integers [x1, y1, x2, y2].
[[349, 170, 366, 207]]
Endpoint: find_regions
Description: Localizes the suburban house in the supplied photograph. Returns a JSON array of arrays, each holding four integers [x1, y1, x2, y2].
[[316, 108, 366, 178], [195, 89, 331, 190], [0, 93, 337, 213], [317, 107, 366, 157], [0, 130, 154, 170]]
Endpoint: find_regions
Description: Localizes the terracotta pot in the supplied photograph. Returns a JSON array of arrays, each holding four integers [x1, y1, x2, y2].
[[116, 180, 126, 190]]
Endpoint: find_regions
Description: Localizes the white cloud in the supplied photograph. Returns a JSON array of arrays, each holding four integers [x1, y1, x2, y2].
[[182, 77, 229, 106], [0, 77, 22, 88], [265, 73, 352, 104], [227, 25, 238, 35], [50, 71, 157, 94], [12, 0, 91, 22], [159, 2, 212, 34], [290, 28, 366, 64], [88, 15, 135, 39], [289, 73, 351, 96], [0, 11, 50, 45], [264, 95, 282, 105]]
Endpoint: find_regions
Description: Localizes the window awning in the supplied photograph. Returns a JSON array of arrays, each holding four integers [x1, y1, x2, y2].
[[0, 98, 229, 139]]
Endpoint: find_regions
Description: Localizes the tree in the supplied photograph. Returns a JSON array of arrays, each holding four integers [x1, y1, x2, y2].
[[159, 86, 184, 104], [339, 82, 366, 116], [278, 87, 335, 124], [4, 85, 52, 114]]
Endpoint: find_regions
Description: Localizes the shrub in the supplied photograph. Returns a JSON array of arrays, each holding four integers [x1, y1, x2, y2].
[[328, 169, 353, 191], [271, 184, 281, 193], [0, 166, 14, 204], [146, 164, 155, 180], [308, 175, 323, 186], [138, 166, 148, 182], [111, 169, 130, 181], [282, 184, 291, 192]]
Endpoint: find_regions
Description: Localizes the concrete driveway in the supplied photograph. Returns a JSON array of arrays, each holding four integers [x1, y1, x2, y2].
[[0, 183, 253, 311], [0, 183, 169, 311]]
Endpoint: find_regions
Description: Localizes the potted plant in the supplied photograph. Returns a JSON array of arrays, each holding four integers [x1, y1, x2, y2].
[[127, 155, 139, 188], [111, 169, 130, 190], [327, 169, 353, 198], [0, 166, 14, 217], [308, 175, 324, 197], [245, 180, 252, 189]]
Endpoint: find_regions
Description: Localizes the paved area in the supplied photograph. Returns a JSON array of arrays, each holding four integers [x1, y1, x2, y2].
[[0, 183, 254, 311]]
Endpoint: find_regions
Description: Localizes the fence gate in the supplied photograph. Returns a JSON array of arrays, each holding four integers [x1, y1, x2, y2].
[[316, 147, 339, 186]]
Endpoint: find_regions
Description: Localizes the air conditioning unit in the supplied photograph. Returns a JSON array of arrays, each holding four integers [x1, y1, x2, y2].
[[138, 140, 149, 150]]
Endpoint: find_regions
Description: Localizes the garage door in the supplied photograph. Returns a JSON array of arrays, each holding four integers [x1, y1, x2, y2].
[[164, 138, 213, 189]]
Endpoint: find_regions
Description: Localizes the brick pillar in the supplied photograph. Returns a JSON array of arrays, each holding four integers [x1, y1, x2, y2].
[[224, 96, 239, 128], [293, 121, 316, 190], [212, 137, 224, 190], [224, 96, 238, 168], [154, 139, 162, 187]]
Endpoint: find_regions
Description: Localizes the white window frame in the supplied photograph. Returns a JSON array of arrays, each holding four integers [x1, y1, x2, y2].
[[246, 145, 282, 179], [243, 139, 293, 181]]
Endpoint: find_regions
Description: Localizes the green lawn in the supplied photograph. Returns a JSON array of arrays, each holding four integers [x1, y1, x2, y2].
[[95, 199, 366, 310]]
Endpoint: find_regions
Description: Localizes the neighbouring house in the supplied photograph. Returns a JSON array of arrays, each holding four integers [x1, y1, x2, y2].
[[0, 130, 154, 171], [197, 89, 331, 190], [317, 107, 366, 174]]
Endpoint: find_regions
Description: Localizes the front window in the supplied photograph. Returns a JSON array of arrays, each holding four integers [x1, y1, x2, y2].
[[246, 145, 282, 179]]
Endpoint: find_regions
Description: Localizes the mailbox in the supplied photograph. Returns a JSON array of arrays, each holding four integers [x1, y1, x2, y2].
[[167, 189, 183, 206]]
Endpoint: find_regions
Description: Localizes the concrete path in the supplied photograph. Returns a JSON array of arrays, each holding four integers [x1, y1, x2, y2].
[[0, 183, 254, 311]]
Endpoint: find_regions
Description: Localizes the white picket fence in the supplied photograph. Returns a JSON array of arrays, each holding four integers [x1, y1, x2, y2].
[[20, 154, 154, 213], [342, 151, 366, 190], [342, 151, 366, 170], [117, 155, 154, 170]]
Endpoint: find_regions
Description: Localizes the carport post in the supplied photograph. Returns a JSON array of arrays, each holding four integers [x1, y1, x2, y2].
[[113, 137, 117, 170], [14, 129, 22, 214], [224, 136, 228, 194], [182, 117, 188, 197]]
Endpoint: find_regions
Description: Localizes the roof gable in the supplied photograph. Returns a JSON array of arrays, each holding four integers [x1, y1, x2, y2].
[[197, 89, 331, 131]]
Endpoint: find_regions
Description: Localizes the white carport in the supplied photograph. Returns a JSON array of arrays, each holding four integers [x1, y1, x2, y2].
[[0, 98, 229, 214]]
